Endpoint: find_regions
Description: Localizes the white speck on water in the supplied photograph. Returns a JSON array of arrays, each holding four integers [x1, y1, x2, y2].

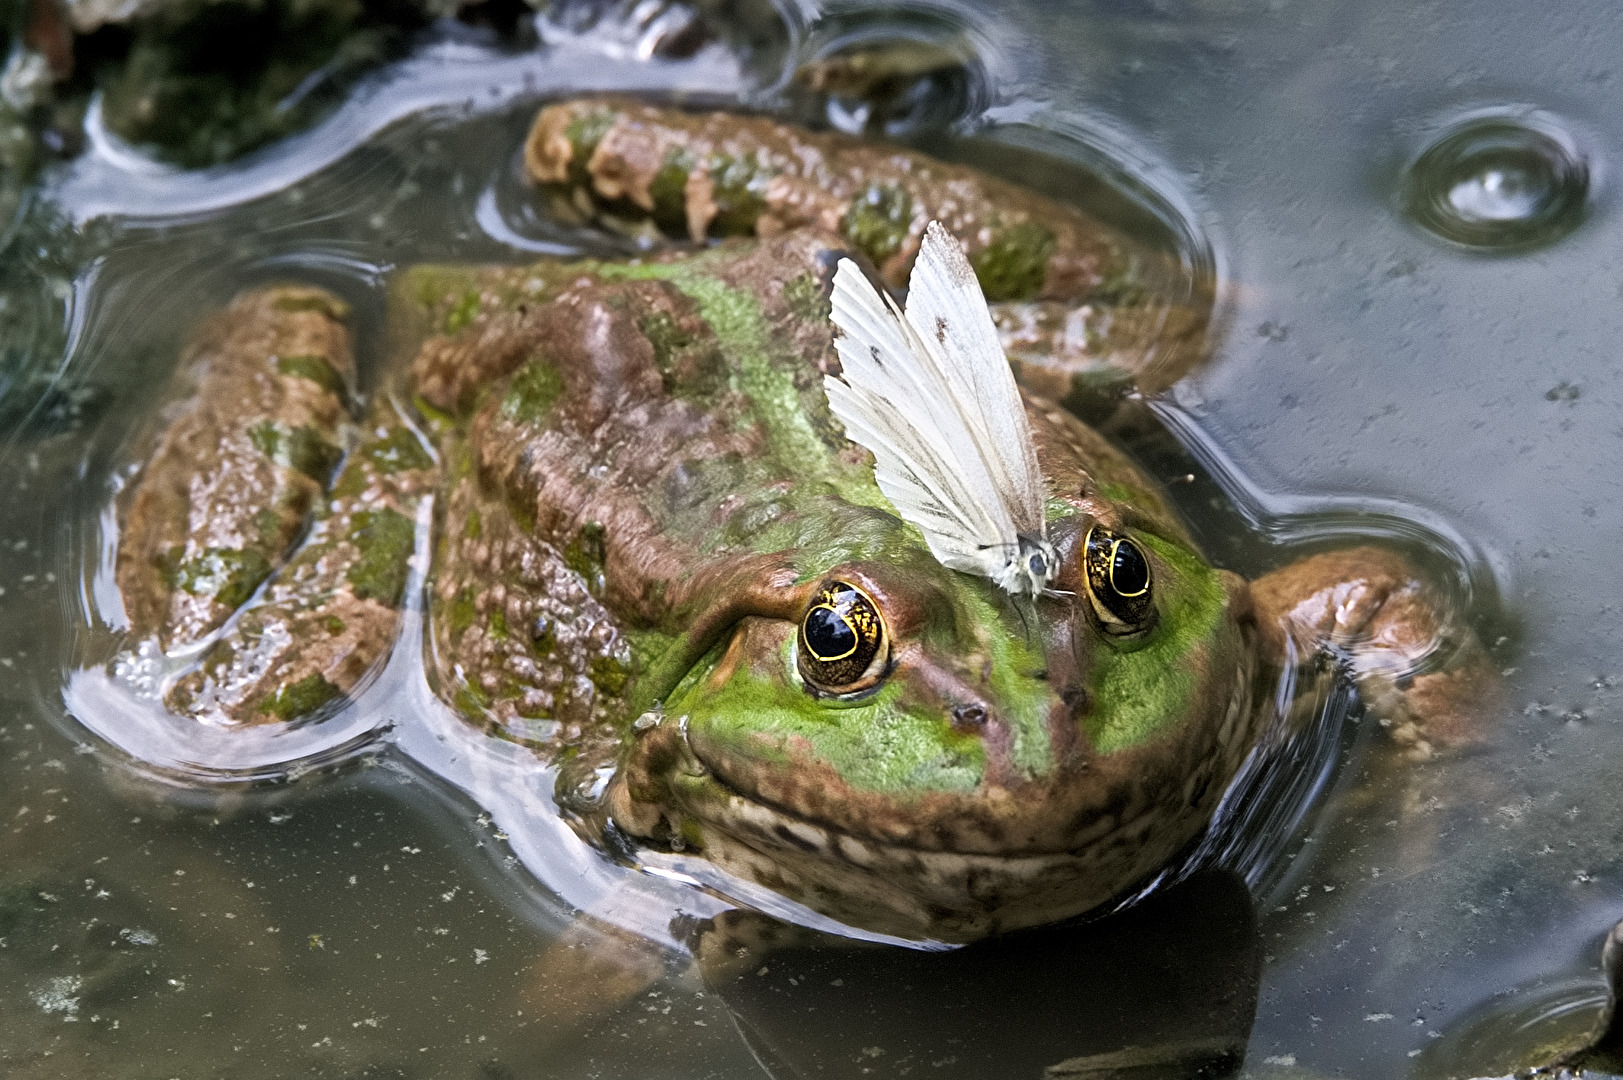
[[268, 812, 292, 824], [1262, 1056, 1296, 1067], [474, 949, 488, 964], [441, 888, 458, 902], [31, 975, 82, 1018], [120, 927, 158, 945], [1365, 1013, 1395, 1022]]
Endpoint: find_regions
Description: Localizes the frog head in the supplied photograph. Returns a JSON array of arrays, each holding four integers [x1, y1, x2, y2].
[[609, 431, 1258, 944]]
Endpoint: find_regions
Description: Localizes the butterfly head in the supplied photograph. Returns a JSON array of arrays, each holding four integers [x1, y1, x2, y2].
[[996, 534, 1059, 597]]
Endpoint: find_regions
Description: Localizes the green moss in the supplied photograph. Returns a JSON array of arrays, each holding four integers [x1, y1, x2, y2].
[[248, 420, 279, 458], [499, 358, 565, 425], [970, 221, 1056, 302], [328, 460, 367, 500], [447, 586, 478, 639], [565, 522, 608, 596], [169, 547, 273, 609], [529, 614, 556, 656], [258, 673, 341, 722], [345, 508, 415, 606], [323, 615, 346, 636], [454, 681, 491, 719], [249, 421, 342, 482], [638, 310, 724, 398], [359, 427, 433, 474], [1085, 533, 1230, 754], [463, 509, 482, 541], [488, 608, 509, 642], [564, 107, 616, 187], [1095, 264, 1147, 307], [707, 154, 768, 236], [839, 184, 913, 266], [276, 353, 345, 396], [506, 488, 537, 535], [783, 272, 832, 324], [603, 263, 835, 485], [640, 310, 694, 375], [443, 290, 481, 335], [649, 148, 693, 234], [411, 393, 457, 429], [253, 508, 284, 547], [590, 654, 630, 697]]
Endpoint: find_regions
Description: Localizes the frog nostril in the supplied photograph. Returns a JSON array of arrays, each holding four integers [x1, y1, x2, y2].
[[951, 703, 988, 731], [1061, 687, 1089, 720]]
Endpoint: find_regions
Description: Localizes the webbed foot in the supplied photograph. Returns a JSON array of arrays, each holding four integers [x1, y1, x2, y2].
[[1249, 546, 1499, 760]]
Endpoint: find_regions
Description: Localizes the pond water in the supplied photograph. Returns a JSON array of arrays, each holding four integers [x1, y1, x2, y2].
[[2, 0, 1622, 1077]]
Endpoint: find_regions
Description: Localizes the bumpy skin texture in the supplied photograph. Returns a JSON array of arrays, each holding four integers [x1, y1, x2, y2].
[[108, 101, 1495, 942], [116, 285, 353, 653], [167, 408, 436, 724], [526, 98, 1210, 394]]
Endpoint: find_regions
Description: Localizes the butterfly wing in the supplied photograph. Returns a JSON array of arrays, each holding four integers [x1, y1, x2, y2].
[[824, 247, 1030, 582], [902, 221, 1049, 538]]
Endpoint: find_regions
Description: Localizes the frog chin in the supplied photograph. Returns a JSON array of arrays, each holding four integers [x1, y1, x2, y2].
[[606, 720, 1184, 944]]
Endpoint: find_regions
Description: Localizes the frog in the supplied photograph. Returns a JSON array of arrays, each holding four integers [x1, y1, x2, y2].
[[96, 96, 1496, 950]]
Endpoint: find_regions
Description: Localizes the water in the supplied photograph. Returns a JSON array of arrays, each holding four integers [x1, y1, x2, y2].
[[2, 0, 1622, 1076]]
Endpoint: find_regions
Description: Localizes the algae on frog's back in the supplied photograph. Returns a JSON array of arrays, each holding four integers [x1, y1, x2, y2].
[[600, 259, 894, 514]]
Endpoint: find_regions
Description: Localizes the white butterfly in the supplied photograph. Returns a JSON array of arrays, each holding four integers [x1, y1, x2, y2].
[[824, 220, 1057, 597]]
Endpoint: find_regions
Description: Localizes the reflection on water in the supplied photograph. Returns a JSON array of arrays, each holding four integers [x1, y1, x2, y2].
[[1402, 108, 1592, 252], [0, 0, 1619, 1077]]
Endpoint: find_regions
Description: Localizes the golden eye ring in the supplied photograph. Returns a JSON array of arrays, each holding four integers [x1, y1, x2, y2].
[[1082, 526, 1156, 635], [797, 580, 891, 697]]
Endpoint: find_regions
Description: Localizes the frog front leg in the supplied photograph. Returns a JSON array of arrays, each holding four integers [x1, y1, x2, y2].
[[1248, 546, 1499, 760]]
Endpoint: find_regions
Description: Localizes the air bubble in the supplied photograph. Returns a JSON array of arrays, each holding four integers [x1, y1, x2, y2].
[[1403, 109, 1591, 251]]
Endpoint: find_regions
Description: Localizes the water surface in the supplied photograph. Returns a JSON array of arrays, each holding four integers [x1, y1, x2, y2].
[[2, 1, 1622, 1077]]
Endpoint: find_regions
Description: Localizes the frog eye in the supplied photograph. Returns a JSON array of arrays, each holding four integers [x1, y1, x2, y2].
[[1082, 526, 1156, 635], [797, 580, 890, 697]]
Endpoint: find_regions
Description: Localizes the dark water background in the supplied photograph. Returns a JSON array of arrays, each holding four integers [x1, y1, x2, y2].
[[3, 0, 1622, 1076]]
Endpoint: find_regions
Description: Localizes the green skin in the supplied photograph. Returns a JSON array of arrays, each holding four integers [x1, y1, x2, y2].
[[114, 138, 1478, 947]]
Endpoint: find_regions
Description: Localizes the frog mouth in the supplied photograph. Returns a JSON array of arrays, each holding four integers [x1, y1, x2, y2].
[[633, 718, 1158, 941]]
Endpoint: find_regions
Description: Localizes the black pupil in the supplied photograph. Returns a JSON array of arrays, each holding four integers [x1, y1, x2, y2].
[[804, 604, 856, 660], [1028, 550, 1048, 578], [1111, 541, 1149, 596]]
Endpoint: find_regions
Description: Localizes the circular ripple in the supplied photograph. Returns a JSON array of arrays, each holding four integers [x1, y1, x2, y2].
[[1404, 109, 1591, 251], [792, 8, 988, 138]]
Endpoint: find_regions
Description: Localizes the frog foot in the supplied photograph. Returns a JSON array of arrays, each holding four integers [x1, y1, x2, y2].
[[1248, 546, 1500, 761]]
